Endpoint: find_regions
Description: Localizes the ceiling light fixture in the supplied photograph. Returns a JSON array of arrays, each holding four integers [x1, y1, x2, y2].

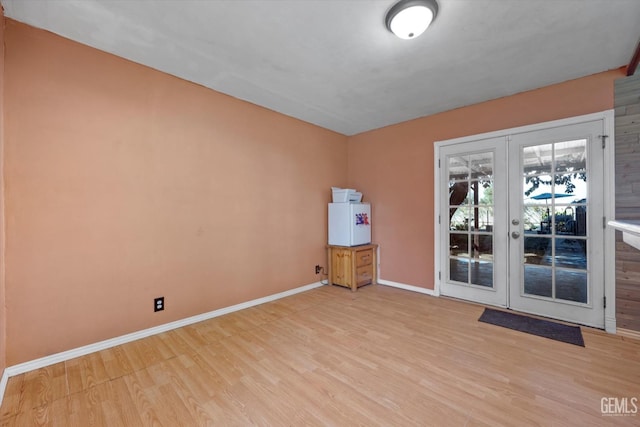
[[385, 0, 438, 40]]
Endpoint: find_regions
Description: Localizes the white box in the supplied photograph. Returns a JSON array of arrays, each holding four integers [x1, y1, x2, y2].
[[328, 203, 371, 246], [349, 192, 363, 203], [331, 187, 356, 203]]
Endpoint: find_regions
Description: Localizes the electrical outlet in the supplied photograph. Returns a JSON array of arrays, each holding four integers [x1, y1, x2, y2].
[[154, 297, 164, 312], [315, 265, 322, 274]]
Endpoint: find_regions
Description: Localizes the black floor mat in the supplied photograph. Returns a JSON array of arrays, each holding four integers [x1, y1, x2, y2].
[[478, 308, 585, 347]]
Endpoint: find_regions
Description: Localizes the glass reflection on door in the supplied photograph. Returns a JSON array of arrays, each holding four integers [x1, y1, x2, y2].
[[521, 139, 588, 304], [448, 152, 494, 288]]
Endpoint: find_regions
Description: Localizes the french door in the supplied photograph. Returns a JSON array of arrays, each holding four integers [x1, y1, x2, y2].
[[439, 137, 508, 307], [438, 118, 606, 328]]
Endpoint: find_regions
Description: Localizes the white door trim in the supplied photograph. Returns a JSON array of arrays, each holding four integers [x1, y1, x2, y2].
[[434, 110, 616, 332], [603, 110, 616, 333]]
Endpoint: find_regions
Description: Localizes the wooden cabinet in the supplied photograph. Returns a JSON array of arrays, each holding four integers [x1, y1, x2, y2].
[[327, 244, 377, 292]]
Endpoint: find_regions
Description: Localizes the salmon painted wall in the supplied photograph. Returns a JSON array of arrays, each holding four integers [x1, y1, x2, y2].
[[0, 8, 6, 376], [4, 19, 347, 365], [348, 69, 624, 289]]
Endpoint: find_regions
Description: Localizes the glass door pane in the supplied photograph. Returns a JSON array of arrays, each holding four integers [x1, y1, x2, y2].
[[521, 139, 588, 303], [447, 153, 495, 288]]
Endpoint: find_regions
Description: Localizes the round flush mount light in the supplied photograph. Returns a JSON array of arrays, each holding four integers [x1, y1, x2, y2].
[[385, 0, 438, 40]]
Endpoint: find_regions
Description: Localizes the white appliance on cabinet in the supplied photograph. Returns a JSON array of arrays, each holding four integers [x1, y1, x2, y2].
[[328, 203, 371, 246]]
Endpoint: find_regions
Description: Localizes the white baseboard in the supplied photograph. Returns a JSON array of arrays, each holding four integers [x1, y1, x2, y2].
[[0, 281, 324, 407], [378, 279, 438, 296], [0, 369, 8, 407]]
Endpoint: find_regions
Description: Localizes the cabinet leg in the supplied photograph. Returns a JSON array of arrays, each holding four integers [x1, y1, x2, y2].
[[372, 248, 377, 285], [326, 246, 332, 286]]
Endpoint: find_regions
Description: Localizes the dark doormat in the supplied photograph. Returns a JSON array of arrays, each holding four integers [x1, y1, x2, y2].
[[478, 308, 585, 347]]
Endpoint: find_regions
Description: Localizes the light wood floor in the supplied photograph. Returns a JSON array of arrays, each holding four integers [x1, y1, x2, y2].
[[1, 284, 639, 426]]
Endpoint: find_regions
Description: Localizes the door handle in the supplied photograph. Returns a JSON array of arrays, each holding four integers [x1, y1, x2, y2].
[[511, 231, 520, 239]]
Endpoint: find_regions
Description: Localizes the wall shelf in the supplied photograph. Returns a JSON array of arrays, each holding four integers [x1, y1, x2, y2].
[[608, 220, 640, 251]]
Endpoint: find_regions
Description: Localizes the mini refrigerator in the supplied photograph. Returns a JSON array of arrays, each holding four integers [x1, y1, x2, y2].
[[328, 203, 371, 246]]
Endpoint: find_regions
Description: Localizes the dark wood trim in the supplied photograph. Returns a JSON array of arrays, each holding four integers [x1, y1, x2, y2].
[[627, 37, 640, 76]]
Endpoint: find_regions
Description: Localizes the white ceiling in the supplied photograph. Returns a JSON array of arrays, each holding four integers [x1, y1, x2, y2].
[[3, 0, 640, 135]]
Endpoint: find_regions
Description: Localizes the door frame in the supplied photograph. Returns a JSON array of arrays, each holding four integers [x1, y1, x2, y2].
[[433, 110, 616, 333]]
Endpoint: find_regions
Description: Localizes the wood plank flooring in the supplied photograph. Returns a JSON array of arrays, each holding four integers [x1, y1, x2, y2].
[[1, 284, 639, 426]]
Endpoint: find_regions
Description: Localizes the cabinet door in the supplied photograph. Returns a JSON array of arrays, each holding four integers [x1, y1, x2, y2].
[[331, 249, 352, 287]]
